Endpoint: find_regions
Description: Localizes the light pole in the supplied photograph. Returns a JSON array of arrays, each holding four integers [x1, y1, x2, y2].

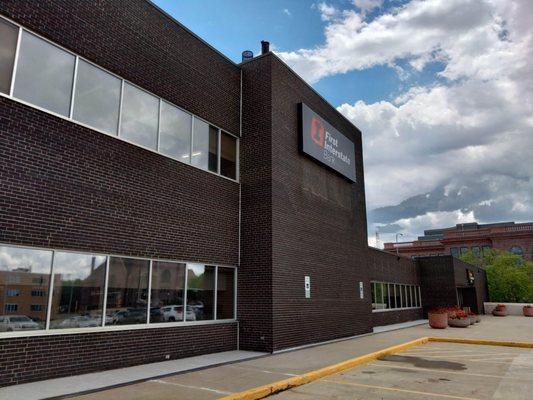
[[395, 233, 404, 257]]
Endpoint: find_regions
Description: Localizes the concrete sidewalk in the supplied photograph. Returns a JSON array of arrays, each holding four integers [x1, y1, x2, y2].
[[3, 316, 532, 400]]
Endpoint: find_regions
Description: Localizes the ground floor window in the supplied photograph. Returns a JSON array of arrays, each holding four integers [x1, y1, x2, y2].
[[0, 244, 236, 334], [371, 281, 422, 311]]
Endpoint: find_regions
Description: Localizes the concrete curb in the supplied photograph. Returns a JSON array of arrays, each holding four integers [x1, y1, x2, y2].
[[427, 337, 533, 348], [217, 337, 430, 400]]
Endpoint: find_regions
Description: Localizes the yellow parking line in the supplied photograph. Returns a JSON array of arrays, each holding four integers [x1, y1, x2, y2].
[[322, 379, 481, 400], [428, 337, 533, 349], [368, 362, 528, 381], [405, 352, 518, 359], [218, 337, 430, 400], [401, 349, 509, 356], [218, 337, 533, 400]]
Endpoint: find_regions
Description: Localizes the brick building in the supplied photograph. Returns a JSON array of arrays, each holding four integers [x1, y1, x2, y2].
[[383, 222, 533, 261], [0, 1, 487, 386]]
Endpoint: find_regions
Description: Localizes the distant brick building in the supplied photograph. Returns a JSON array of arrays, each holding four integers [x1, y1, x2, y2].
[[384, 222, 533, 261]]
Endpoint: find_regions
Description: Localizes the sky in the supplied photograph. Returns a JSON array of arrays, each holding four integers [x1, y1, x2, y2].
[[154, 0, 533, 247]]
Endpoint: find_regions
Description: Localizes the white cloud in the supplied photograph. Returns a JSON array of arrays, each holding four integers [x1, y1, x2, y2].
[[353, 0, 383, 15], [277, 0, 533, 244], [278, 0, 529, 84], [315, 3, 339, 22], [282, 8, 291, 17]]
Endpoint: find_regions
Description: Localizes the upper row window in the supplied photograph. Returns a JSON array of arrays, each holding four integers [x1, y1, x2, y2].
[[0, 19, 238, 180], [14, 31, 75, 116]]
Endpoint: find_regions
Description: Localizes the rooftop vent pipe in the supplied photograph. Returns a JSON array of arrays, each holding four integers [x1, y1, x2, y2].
[[261, 40, 270, 55], [242, 50, 254, 62]]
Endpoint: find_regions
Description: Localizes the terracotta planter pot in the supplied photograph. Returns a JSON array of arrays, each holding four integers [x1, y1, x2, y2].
[[492, 309, 507, 316], [448, 318, 470, 328], [523, 307, 533, 317], [428, 313, 448, 329]]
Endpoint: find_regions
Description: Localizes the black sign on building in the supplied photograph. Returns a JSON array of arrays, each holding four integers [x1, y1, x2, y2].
[[298, 102, 356, 182]]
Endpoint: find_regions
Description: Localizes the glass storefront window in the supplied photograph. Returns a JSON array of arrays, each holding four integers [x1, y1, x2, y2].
[[191, 119, 218, 173], [150, 261, 185, 323], [120, 82, 159, 150], [73, 60, 121, 135], [383, 283, 390, 309], [14, 31, 75, 116], [375, 282, 384, 309], [216, 267, 235, 319], [0, 244, 238, 334], [0, 246, 52, 331], [49, 253, 106, 329], [0, 18, 18, 94], [106, 257, 149, 325], [159, 101, 192, 163], [220, 132, 237, 179], [186, 264, 214, 321]]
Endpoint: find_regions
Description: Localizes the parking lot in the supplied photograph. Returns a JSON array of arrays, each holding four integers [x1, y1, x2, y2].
[[5, 316, 528, 400], [271, 341, 533, 400]]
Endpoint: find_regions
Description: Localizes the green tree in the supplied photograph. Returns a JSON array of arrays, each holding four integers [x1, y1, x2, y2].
[[460, 249, 533, 303]]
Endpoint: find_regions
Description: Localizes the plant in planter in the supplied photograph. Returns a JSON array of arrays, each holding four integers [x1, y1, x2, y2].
[[467, 310, 480, 324], [492, 304, 507, 317], [448, 310, 471, 327], [523, 305, 533, 317], [428, 308, 448, 329]]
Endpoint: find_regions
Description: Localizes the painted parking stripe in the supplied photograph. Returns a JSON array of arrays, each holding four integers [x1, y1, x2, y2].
[[401, 352, 517, 359], [322, 379, 481, 400], [228, 365, 298, 377], [148, 379, 231, 395], [368, 362, 529, 381]]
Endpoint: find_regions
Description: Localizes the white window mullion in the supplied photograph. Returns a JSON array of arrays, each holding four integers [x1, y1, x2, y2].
[[45, 250, 56, 331], [69, 56, 79, 119], [101, 256, 110, 327], [9, 26, 22, 97]]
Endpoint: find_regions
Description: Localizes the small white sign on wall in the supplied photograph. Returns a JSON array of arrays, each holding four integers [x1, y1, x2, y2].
[[305, 276, 311, 298], [359, 281, 364, 299]]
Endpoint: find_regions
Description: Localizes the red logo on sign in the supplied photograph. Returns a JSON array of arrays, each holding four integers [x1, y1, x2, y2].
[[310, 116, 325, 147]]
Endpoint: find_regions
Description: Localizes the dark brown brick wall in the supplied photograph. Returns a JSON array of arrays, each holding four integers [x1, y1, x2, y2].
[[0, 0, 241, 134], [368, 248, 420, 284], [418, 256, 457, 316], [238, 56, 274, 352], [269, 55, 372, 351], [0, 98, 239, 264], [418, 256, 488, 316], [372, 308, 423, 327], [368, 248, 423, 326], [0, 1, 240, 387], [0, 322, 237, 387]]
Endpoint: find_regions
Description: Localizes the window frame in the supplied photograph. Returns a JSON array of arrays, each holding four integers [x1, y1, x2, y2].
[[370, 281, 422, 313], [0, 14, 239, 183], [0, 243, 237, 338]]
